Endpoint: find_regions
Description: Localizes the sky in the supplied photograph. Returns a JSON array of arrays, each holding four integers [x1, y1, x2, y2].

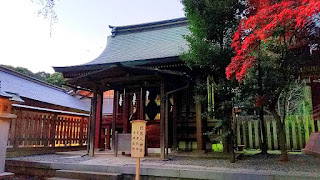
[[0, 0, 185, 73]]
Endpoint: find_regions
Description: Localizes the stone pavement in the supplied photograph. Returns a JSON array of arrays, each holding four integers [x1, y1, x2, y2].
[[6, 153, 320, 180]]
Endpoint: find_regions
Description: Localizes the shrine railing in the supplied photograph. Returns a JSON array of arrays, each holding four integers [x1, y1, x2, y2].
[[7, 105, 89, 151], [235, 115, 318, 151]]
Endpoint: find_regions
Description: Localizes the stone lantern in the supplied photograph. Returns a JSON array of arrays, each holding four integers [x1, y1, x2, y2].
[[0, 82, 16, 178]]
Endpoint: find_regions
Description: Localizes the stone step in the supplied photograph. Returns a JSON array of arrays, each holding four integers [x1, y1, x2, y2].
[[55, 170, 123, 180], [0, 172, 14, 179], [46, 177, 81, 180]]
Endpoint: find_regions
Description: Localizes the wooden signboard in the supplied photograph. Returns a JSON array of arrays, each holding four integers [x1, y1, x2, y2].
[[131, 120, 146, 180], [131, 120, 146, 157]]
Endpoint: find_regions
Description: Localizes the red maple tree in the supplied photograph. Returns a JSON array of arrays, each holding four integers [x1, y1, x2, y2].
[[226, 0, 320, 82]]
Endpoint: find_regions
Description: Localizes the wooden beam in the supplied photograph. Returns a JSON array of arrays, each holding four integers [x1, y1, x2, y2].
[[89, 92, 98, 157], [112, 91, 119, 152], [160, 81, 166, 160], [100, 75, 159, 84]]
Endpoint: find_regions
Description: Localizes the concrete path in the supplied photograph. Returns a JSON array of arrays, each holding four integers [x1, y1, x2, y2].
[[6, 153, 320, 180]]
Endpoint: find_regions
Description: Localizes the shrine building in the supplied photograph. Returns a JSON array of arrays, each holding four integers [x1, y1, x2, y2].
[[54, 17, 212, 159], [54, 17, 320, 159]]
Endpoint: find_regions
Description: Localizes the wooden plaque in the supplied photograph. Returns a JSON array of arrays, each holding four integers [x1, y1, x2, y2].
[[131, 120, 147, 158]]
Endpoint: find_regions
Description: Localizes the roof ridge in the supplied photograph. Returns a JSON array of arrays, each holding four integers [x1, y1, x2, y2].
[[0, 65, 67, 93], [109, 17, 187, 37]]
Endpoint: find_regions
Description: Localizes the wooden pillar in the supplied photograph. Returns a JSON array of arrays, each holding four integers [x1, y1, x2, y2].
[[106, 125, 111, 149], [172, 93, 178, 151], [139, 87, 145, 120], [165, 93, 169, 156], [112, 91, 119, 151], [89, 92, 98, 157], [160, 81, 166, 159], [123, 89, 130, 133], [310, 81, 319, 132], [196, 77, 205, 151], [95, 91, 103, 148]]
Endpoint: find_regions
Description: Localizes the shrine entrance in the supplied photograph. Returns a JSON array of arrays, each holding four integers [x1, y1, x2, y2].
[[65, 64, 190, 159], [112, 88, 163, 148]]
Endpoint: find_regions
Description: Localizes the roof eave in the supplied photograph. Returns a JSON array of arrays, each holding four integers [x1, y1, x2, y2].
[[54, 56, 182, 73]]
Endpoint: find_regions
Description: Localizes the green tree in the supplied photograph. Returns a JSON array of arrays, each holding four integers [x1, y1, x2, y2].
[[227, 0, 319, 162], [45, 72, 64, 87], [3, 65, 36, 78], [1, 65, 64, 88], [35, 71, 51, 81], [181, 0, 240, 163]]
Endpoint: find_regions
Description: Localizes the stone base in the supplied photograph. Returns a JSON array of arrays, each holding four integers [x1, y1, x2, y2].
[[303, 132, 320, 157], [0, 172, 14, 180]]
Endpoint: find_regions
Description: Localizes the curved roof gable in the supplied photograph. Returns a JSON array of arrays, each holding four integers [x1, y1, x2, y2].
[[85, 17, 189, 66]]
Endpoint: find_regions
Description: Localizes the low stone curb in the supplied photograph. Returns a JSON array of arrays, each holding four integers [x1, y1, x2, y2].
[[6, 159, 320, 180]]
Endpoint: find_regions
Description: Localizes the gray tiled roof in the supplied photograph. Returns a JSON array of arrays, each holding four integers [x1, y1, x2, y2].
[[0, 66, 90, 111], [85, 17, 189, 65]]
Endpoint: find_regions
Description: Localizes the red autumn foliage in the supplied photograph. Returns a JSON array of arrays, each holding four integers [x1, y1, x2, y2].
[[226, 0, 320, 82]]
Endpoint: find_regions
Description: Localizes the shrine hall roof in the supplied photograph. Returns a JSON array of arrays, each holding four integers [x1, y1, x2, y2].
[[54, 17, 189, 72], [0, 66, 90, 111]]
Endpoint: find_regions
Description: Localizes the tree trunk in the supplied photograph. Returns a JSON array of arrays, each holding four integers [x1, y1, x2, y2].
[[222, 133, 229, 153], [227, 125, 235, 163], [228, 137, 235, 163], [257, 61, 268, 155], [259, 107, 268, 155], [226, 109, 235, 163], [270, 107, 288, 162]]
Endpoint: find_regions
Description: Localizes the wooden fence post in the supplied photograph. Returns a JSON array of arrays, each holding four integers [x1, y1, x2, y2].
[[248, 120, 253, 149], [12, 109, 22, 149], [79, 117, 84, 146], [236, 118, 241, 146], [304, 114, 309, 144], [266, 119, 272, 150], [296, 115, 303, 149], [271, 119, 278, 150], [50, 114, 57, 147], [254, 121, 259, 149], [242, 121, 247, 148], [291, 116, 297, 150], [310, 115, 315, 133], [42, 114, 49, 146], [285, 117, 291, 150]]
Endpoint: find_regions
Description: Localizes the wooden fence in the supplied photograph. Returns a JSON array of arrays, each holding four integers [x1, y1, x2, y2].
[[7, 107, 89, 149], [235, 115, 319, 150]]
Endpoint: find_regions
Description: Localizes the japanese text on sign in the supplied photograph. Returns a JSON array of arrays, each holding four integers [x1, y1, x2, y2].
[[131, 120, 147, 158]]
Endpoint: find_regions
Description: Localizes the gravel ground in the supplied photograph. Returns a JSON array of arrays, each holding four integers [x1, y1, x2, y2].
[[11, 175, 44, 180], [8, 153, 320, 173], [9, 154, 93, 164], [146, 154, 320, 173]]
